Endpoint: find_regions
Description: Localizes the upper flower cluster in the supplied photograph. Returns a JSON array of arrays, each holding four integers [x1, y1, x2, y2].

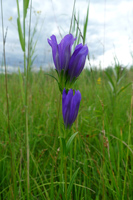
[[47, 34, 88, 128], [48, 34, 88, 84]]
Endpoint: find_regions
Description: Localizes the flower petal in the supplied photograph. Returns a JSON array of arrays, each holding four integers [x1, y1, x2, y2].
[[47, 35, 60, 71], [62, 88, 81, 128], [58, 34, 76, 72], [68, 44, 88, 80], [47, 34, 76, 73], [62, 88, 73, 127], [69, 90, 81, 126]]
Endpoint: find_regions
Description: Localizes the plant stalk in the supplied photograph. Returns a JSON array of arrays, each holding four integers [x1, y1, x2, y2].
[[69, 0, 76, 34], [122, 84, 133, 200], [64, 155, 67, 199], [0, 0, 15, 199], [23, 0, 29, 198]]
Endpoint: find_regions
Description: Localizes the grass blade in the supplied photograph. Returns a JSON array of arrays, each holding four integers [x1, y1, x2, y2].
[[117, 82, 132, 95], [105, 71, 115, 93], [66, 132, 78, 155], [67, 168, 80, 200], [17, 17, 25, 51], [83, 5, 89, 45], [24, 0, 30, 18], [18, 67, 25, 105]]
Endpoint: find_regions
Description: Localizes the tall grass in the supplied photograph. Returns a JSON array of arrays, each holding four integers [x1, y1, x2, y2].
[[16, 0, 31, 198], [0, 68, 133, 199], [0, 0, 16, 199]]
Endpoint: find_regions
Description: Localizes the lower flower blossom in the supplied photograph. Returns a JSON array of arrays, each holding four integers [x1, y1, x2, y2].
[[62, 88, 81, 128]]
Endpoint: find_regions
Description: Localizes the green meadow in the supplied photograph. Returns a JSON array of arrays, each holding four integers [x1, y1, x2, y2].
[[0, 67, 133, 199]]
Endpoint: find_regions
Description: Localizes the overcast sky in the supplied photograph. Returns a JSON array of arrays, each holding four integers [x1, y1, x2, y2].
[[0, 0, 133, 72]]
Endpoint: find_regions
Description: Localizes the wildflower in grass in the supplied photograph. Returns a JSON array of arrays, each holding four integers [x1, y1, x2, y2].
[[121, 86, 124, 92], [62, 88, 81, 128], [8, 16, 13, 21], [97, 77, 101, 85], [37, 11, 41, 14], [47, 34, 88, 91]]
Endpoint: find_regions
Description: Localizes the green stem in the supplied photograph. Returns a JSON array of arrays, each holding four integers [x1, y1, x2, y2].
[[57, 93, 64, 190], [1, 1, 16, 199], [25, 1, 32, 197], [70, 142, 72, 183], [23, 0, 30, 198], [64, 128, 68, 199], [64, 155, 67, 199], [69, 0, 76, 34], [58, 94, 62, 136], [122, 91, 133, 200]]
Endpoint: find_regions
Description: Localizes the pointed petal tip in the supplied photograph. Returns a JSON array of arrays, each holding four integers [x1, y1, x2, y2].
[[47, 38, 51, 46], [75, 90, 81, 100]]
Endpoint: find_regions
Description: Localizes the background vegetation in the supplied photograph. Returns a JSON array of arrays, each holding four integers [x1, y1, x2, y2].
[[0, 66, 133, 199]]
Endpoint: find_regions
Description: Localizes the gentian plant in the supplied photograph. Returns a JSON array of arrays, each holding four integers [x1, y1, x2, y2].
[[47, 33, 88, 199], [47, 34, 88, 93]]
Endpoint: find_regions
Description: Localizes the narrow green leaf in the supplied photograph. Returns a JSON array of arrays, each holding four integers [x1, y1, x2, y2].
[[57, 185, 66, 200], [117, 74, 124, 85], [83, 5, 89, 45], [105, 71, 115, 92], [77, 33, 81, 46], [66, 132, 78, 155], [50, 167, 54, 200], [44, 73, 59, 84], [30, 55, 37, 68], [61, 138, 66, 156], [18, 67, 25, 105], [113, 67, 117, 80], [16, 0, 20, 18], [17, 17, 25, 51], [69, 0, 76, 34], [67, 168, 80, 200], [117, 82, 131, 96], [72, 11, 76, 33], [24, 0, 30, 18], [75, 18, 79, 38], [108, 81, 114, 93]]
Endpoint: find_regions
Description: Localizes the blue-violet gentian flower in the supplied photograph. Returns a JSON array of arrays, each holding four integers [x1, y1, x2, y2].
[[62, 88, 81, 128], [47, 34, 88, 82]]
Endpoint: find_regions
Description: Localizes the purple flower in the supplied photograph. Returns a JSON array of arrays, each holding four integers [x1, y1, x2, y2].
[[68, 43, 88, 81], [47, 34, 76, 73], [47, 34, 88, 81], [62, 88, 81, 128]]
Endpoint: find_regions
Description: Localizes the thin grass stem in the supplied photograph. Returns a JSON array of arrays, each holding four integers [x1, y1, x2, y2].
[[0, 1, 15, 199], [23, 0, 29, 198], [122, 83, 133, 200], [69, 0, 76, 34]]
